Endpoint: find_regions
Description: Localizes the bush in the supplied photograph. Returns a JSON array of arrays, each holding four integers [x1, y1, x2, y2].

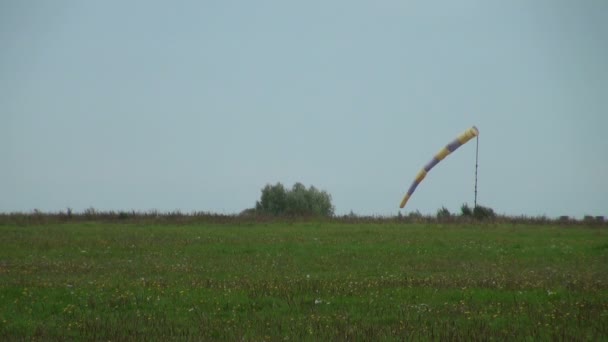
[[255, 182, 334, 217], [408, 210, 423, 219], [436, 206, 451, 219], [473, 205, 496, 219], [583, 215, 605, 224], [84, 207, 97, 219], [460, 203, 495, 220], [460, 203, 473, 217], [239, 208, 257, 217]]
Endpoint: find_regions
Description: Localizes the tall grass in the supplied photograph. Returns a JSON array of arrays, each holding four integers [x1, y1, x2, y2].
[[0, 210, 605, 226], [1, 221, 607, 340]]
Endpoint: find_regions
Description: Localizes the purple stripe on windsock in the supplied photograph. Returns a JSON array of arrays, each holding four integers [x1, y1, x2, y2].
[[446, 139, 462, 152], [424, 157, 440, 172], [407, 180, 420, 196]]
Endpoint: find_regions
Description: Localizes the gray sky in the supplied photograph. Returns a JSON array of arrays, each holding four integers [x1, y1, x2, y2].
[[2, 0, 607, 217]]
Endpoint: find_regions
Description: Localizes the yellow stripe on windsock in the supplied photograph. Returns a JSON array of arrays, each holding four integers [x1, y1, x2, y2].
[[435, 147, 451, 161], [415, 169, 427, 183], [457, 127, 479, 144], [399, 194, 411, 208]]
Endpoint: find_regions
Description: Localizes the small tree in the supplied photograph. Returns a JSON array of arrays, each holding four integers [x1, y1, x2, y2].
[[285, 182, 308, 215], [305, 185, 334, 217], [256, 183, 287, 215], [255, 182, 334, 217]]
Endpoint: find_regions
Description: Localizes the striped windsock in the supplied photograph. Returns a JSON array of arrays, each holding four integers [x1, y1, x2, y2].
[[400, 126, 479, 208]]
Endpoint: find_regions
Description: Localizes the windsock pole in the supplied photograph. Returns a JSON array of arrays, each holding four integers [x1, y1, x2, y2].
[[474, 135, 479, 209]]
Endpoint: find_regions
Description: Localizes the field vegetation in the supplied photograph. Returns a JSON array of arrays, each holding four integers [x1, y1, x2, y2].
[[0, 213, 607, 340]]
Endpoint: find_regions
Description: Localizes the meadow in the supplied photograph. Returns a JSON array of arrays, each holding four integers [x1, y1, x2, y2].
[[1, 219, 607, 340]]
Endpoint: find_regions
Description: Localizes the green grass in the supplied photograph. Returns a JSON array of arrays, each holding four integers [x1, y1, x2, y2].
[[1, 222, 607, 340]]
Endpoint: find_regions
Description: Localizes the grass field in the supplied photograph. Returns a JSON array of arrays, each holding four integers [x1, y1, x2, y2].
[[1, 221, 607, 340]]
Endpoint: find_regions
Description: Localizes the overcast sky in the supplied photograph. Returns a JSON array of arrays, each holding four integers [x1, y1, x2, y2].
[[2, 0, 607, 217]]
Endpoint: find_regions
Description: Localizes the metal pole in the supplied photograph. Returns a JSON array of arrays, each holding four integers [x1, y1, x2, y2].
[[474, 135, 479, 208]]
